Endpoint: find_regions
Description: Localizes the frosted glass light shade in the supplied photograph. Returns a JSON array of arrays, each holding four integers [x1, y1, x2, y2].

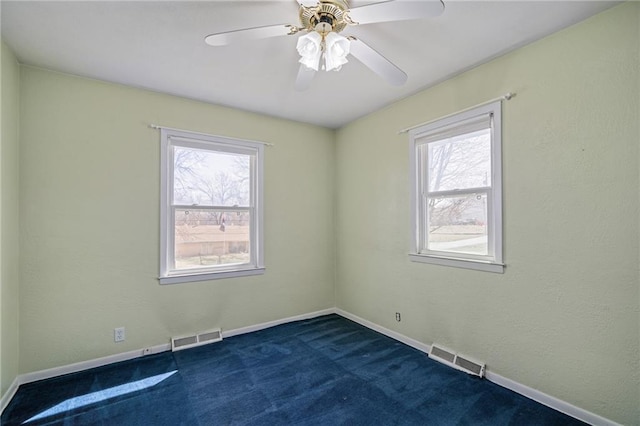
[[324, 32, 350, 71], [297, 32, 322, 71]]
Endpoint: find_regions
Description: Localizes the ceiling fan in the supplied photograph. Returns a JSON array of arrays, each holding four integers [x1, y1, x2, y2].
[[204, 0, 445, 90]]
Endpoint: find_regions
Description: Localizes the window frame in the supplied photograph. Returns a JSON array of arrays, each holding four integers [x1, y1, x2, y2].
[[159, 128, 265, 284], [409, 101, 504, 273]]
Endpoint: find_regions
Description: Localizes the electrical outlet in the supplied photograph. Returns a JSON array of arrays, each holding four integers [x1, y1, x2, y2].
[[142, 347, 152, 356], [395, 312, 401, 322], [114, 327, 125, 342]]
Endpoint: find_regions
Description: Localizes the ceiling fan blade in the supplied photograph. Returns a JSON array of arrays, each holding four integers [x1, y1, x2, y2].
[[349, 37, 407, 86], [297, 0, 318, 6], [348, 0, 444, 25], [295, 65, 316, 91], [205, 24, 295, 46]]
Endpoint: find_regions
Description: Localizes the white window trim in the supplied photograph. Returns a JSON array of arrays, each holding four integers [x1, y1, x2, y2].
[[159, 128, 265, 284], [409, 101, 504, 273]]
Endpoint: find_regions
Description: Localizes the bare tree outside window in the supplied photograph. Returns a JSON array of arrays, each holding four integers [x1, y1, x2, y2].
[[172, 147, 252, 268], [173, 148, 204, 204], [410, 101, 502, 272], [160, 128, 265, 284], [423, 129, 491, 255]]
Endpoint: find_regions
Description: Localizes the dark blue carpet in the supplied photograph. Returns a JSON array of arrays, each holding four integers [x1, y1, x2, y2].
[[2, 314, 585, 425]]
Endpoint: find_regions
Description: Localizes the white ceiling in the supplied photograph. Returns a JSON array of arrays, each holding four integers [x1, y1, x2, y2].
[[1, 0, 618, 129]]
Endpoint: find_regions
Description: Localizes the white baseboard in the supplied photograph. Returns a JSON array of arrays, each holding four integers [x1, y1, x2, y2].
[[0, 377, 21, 414], [1, 307, 620, 426], [484, 371, 622, 426], [18, 343, 172, 386], [222, 308, 336, 338], [335, 308, 620, 426], [335, 308, 432, 354]]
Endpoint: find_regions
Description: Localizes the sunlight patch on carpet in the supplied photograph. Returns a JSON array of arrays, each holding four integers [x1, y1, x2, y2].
[[23, 370, 177, 423]]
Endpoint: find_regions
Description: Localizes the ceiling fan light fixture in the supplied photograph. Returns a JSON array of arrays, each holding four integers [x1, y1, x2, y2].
[[206, 0, 440, 87], [296, 31, 323, 71], [297, 31, 350, 73]]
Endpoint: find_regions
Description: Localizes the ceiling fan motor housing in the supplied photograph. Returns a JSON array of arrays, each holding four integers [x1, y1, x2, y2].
[[300, 0, 350, 34]]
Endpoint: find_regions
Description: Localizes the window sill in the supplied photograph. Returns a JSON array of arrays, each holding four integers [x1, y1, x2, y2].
[[159, 267, 265, 285], [409, 254, 504, 273]]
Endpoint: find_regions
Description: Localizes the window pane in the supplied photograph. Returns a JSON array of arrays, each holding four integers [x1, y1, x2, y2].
[[173, 146, 250, 207], [174, 208, 250, 269], [428, 129, 491, 192], [427, 193, 488, 256]]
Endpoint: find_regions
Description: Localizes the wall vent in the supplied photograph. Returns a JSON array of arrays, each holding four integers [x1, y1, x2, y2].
[[171, 328, 222, 352], [429, 344, 485, 378], [454, 354, 485, 377], [429, 345, 456, 363]]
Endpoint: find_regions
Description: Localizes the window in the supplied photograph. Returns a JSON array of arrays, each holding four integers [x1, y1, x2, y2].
[[160, 128, 264, 284], [409, 101, 503, 273]]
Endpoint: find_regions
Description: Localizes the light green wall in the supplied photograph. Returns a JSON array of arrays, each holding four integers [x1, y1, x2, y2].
[[18, 66, 335, 373], [1, 41, 21, 399], [335, 3, 639, 425]]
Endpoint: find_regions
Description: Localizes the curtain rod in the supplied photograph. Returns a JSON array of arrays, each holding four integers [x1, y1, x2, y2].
[[397, 92, 515, 135], [148, 123, 275, 147]]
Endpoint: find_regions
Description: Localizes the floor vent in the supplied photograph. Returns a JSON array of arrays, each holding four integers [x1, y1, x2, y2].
[[429, 344, 485, 378], [171, 328, 222, 352]]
